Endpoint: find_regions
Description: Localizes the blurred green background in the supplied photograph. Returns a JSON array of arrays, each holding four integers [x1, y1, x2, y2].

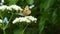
[[0, 0, 60, 34]]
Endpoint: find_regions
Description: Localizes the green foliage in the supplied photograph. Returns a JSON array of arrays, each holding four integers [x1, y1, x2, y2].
[[40, 0, 55, 11], [6, 0, 18, 5], [26, 0, 34, 5], [0, 0, 60, 34]]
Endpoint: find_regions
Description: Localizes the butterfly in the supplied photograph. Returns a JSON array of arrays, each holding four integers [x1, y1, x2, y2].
[[16, 5, 31, 16]]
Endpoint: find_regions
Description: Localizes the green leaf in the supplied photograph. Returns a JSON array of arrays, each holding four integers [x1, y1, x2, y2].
[[40, 0, 55, 11], [13, 28, 25, 34], [52, 9, 57, 23], [26, 0, 34, 5], [7, 0, 18, 5], [39, 16, 47, 34]]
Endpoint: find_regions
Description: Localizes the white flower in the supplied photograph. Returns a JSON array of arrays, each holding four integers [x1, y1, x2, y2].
[[12, 16, 37, 24], [26, 19, 31, 23], [0, 19, 3, 23], [12, 17, 31, 24], [0, 5, 23, 11], [10, 5, 23, 11], [6, 7, 12, 11], [25, 16, 37, 21], [12, 18, 20, 24], [29, 5, 35, 9], [0, 5, 8, 11], [19, 17, 25, 22], [19, 17, 30, 23], [2, 0, 4, 3]]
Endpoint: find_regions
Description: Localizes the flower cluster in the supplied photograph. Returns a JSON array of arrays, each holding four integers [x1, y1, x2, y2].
[[12, 16, 37, 24], [0, 5, 23, 11], [9, 5, 23, 11]]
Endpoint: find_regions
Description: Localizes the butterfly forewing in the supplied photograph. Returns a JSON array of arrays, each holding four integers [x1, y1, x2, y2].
[[16, 5, 31, 16], [23, 5, 31, 15]]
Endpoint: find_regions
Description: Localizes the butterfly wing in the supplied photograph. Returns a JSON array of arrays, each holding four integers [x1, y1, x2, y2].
[[23, 5, 31, 15], [16, 5, 31, 16]]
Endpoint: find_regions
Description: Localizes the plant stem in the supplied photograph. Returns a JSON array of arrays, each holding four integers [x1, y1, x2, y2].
[[3, 30, 6, 34], [22, 24, 29, 34], [3, 13, 14, 34], [4, 13, 14, 29]]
